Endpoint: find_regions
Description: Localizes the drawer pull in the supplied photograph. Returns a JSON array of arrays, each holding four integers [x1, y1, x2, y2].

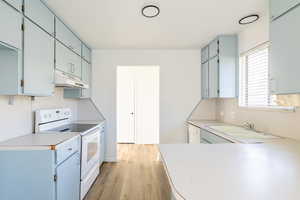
[[67, 148, 73, 151]]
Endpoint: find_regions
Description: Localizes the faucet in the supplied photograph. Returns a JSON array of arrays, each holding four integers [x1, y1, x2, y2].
[[243, 122, 255, 130]]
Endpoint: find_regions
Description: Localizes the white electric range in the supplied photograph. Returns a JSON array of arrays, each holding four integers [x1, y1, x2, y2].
[[35, 108, 103, 200]]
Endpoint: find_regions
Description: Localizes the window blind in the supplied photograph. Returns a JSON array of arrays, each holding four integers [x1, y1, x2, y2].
[[239, 45, 275, 107]]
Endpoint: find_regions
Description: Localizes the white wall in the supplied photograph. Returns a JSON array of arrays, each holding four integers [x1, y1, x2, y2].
[[92, 49, 201, 161], [0, 88, 78, 142]]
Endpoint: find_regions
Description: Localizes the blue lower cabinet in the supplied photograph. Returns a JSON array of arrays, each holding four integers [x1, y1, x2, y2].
[[56, 152, 81, 200], [0, 150, 56, 200], [0, 141, 81, 200]]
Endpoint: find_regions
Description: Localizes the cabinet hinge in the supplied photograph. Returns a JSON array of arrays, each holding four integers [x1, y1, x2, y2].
[[20, 80, 24, 87], [21, 24, 25, 31], [54, 175, 57, 182]]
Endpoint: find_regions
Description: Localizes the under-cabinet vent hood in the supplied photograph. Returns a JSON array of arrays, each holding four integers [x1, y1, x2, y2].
[[55, 70, 89, 89]]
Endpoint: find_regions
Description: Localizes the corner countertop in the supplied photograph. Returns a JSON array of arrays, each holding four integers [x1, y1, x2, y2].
[[0, 133, 79, 150], [187, 120, 285, 143], [159, 142, 300, 200]]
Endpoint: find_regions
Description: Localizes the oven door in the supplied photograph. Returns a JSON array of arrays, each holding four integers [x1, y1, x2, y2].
[[81, 128, 100, 179]]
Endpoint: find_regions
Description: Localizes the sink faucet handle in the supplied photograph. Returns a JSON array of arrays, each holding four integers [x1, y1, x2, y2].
[[243, 122, 255, 130]]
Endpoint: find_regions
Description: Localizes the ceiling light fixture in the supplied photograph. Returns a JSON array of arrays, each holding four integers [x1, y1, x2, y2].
[[239, 14, 259, 25], [142, 4, 160, 18]]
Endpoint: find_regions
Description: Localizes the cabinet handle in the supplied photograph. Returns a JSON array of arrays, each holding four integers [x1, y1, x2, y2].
[[67, 148, 73, 151]]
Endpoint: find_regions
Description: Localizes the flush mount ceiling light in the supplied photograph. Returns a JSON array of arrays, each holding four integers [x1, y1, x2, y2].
[[142, 4, 160, 18], [239, 14, 259, 25]]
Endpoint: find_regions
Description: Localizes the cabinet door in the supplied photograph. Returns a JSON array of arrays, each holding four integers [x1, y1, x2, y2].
[[24, 0, 54, 35], [209, 39, 219, 59], [201, 62, 209, 99], [0, 1, 22, 49], [56, 41, 72, 74], [82, 44, 91, 63], [3, 0, 22, 10], [81, 59, 90, 84], [218, 35, 237, 98], [201, 46, 209, 64], [56, 18, 81, 55], [56, 152, 80, 200], [270, 0, 300, 20], [23, 19, 54, 96], [71, 52, 81, 78], [270, 6, 300, 94], [209, 56, 219, 98]]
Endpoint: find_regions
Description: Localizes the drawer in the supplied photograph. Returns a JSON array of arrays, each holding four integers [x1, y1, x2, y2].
[[56, 136, 80, 164], [200, 129, 232, 144]]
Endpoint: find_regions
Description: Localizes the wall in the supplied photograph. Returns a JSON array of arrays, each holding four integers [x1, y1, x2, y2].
[[0, 88, 78, 142], [216, 15, 300, 140], [92, 49, 201, 161]]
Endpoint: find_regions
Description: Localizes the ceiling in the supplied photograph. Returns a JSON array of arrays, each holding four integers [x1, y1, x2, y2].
[[46, 0, 268, 49]]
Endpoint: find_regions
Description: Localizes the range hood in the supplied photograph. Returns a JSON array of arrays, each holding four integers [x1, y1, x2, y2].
[[55, 70, 89, 89]]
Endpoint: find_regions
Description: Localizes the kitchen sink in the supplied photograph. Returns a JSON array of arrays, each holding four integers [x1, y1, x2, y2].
[[207, 125, 280, 140]]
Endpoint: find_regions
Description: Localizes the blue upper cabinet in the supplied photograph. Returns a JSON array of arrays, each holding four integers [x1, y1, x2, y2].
[[208, 56, 219, 98], [82, 43, 91, 63], [201, 45, 209, 64], [56, 41, 82, 78], [24, 0, 55, 36], [201, 62, 209, 99], [201, 35, 238, 99], [3, 0, 22, 11], [56, 18, 82, 55], [209, 39, 219, 59], [270, 0, 300, 20], [0, 0, 22, 49], [23, 19, 55, 96], [218, 36, 238, 98], [270, 5, 300, 95]]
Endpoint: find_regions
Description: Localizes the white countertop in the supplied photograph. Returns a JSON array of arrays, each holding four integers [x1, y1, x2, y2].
[[0, 133, 79, 150], [187, 120, 285, 143], [159, 142, 300, 200]]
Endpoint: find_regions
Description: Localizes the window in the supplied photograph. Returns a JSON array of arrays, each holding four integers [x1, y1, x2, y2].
[[239, 43, 277, 107]]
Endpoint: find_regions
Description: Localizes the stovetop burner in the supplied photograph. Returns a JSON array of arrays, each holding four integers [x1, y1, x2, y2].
[[49, 123, 98, 133]]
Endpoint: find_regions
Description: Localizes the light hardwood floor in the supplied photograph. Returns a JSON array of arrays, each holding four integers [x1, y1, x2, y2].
[[84, 144, 171, 200]]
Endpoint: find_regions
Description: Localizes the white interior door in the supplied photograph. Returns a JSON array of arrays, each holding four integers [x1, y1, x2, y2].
[[117, 68, 135, 143], [134, 67, 159, 144], [117, 66, 159, 144]]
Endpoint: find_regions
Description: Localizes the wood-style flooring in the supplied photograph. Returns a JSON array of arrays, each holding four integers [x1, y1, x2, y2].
[[84, 144, 171, 200]]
